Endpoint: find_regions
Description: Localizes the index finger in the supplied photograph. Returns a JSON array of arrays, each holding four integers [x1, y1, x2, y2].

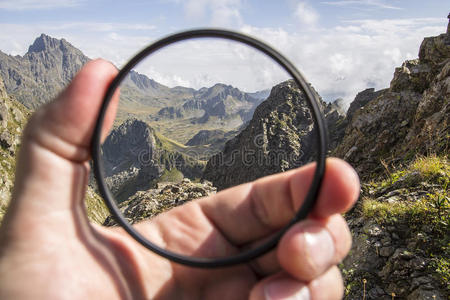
[[198, 158, 359, 246]]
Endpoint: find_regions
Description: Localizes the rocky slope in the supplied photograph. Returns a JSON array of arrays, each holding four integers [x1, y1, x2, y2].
[[333, 25, 449, 178], [202, 80, 346, 190], [0, 75, 28, 220], [104, 178, 216, 226], [0, 75, 109, 224], [345, 88, 387, 122]]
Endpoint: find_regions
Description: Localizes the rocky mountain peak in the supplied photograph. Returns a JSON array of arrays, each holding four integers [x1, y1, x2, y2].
[[212, 83, 230, 89], [113, 118, 155, 137], [0, 33, 89, 109], [100, 117, 206, 201], [198, 82, 246, 100], [27, 33, 63, 53], [25, 33, 85, 60], [418, 20, 450, 68]]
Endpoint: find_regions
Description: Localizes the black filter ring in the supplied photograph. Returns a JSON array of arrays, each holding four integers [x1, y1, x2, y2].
[[91, 29, 328, 268]]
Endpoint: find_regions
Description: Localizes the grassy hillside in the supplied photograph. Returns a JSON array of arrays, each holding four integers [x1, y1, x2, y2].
[[342, 155, 449, 298]]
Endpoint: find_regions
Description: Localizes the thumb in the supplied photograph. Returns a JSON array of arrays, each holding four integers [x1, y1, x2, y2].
[[3, 59, 119, 228]]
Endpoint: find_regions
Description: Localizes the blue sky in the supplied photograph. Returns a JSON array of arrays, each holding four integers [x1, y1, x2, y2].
[[0, 0, 448, 104]]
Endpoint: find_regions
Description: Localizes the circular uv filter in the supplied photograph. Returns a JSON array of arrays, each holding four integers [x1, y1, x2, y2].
[[91, 29, 327, 268]]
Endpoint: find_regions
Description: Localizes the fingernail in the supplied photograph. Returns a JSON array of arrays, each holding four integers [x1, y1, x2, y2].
[[264, 278, 310, 300], [300, 223, 335, 271]]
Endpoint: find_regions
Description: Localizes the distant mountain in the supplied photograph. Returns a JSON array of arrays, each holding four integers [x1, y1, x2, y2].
[[247, 89, 270, 101], [0, 33, 175, 110], [155, 83, 267, 126], [328, 97, 346, 116], [0, 34, 89, 109], [120, 70, 198, 109]]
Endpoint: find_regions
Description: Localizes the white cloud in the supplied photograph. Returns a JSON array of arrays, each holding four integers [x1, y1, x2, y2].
[[295, 2, 319, 26], [182, 0, 243, 27], [184, 0, 207, 18], [0, 16, 447, 106], [321, 0, 402, 10], [241, 17, 446, 106], [0, 0, 82, 10]]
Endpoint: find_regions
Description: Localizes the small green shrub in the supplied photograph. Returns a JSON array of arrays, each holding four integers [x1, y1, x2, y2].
[[411, 155, 449, 183]]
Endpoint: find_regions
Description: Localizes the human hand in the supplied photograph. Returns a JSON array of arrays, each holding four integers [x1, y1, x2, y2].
[[0, 59, 359, 299]]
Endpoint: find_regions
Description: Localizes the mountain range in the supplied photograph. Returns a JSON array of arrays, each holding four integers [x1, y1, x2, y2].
[[0, 24, 449, 299]]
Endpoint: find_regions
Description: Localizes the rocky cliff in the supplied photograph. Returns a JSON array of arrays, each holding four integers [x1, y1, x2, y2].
[[333, 26, 449, 178]]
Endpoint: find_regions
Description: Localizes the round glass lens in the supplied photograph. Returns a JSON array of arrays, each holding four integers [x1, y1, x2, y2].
[[93, 32, 325, 266]]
